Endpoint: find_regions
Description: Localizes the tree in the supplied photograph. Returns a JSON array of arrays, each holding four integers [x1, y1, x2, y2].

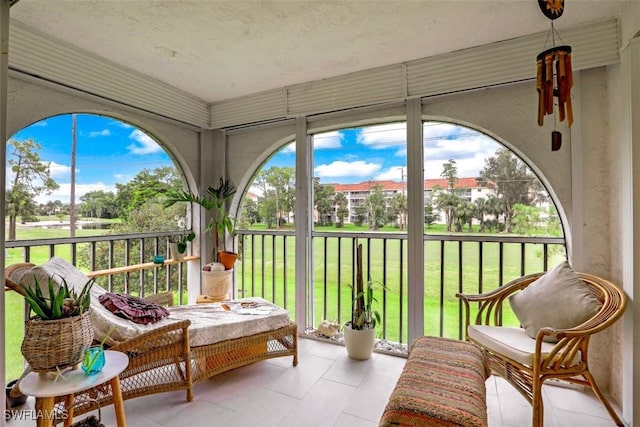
[[473, 197, 488, 232], [441, 159, 458, 192], [254, 166, 295, 229], [512, 203, 541, 235], [454, 200, 475, 232], [258, 189, 278, 229], [424, 201, 438, 228], [80, 190, 117, 218], [115, 167, 182, 221], [364, 184, 387, 230], [435, 191, 461, 232], [238, 197, 260, 228], [314, 179, 335, 226], [477, 148, 536, 233], [6, 138, 59, 240], [354, 205, 366, 227], [333, 192, 349, 228], [389, 192, 407, 230]]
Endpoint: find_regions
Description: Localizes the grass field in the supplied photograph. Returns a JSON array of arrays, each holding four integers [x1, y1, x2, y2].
[[4, 219, 564, 382]]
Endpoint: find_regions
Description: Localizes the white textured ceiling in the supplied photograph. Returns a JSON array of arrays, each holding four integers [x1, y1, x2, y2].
[[9, 0, 633, 104]]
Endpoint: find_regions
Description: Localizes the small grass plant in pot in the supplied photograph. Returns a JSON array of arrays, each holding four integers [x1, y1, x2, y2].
[[343, 243, 384, 360], [19, 276, 95, 373]]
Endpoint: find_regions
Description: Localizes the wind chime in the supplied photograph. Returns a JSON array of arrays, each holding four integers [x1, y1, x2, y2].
[[536, 0, 573, 151]]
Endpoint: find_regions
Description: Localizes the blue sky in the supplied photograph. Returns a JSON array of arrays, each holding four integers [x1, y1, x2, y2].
[[8, 114, 173, 203], [266, 122, 502, 185], [8, 115, 503, 204]]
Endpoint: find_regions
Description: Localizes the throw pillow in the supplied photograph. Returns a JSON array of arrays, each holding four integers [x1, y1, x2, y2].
[[99, 292, 170, 325], [509, 261, 603, 343]]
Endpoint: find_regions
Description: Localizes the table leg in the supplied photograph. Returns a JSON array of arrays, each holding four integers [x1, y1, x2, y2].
[[110, 376, 127, 427], [63, 394, 74, 427], [36, 396, 55, 427]]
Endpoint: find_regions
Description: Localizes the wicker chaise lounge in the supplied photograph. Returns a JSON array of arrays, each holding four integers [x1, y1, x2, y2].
[[5, 258, 298, 423]]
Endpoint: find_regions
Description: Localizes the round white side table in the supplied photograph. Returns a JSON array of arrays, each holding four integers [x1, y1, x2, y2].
[[18, 350, 129, 427]]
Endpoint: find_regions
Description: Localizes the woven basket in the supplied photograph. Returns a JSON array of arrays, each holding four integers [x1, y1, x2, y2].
[[21, 310, 94, 373]]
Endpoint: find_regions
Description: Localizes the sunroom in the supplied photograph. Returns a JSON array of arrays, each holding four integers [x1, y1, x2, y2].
[[1, 1, 639, 426]]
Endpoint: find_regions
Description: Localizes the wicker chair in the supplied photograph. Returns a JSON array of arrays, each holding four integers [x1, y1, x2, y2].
[[456, 272, 626, 427]]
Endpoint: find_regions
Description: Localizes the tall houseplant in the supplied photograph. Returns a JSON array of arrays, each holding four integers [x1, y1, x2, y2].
[[164, 177, 237, 268], [343, 243, 382, 360]]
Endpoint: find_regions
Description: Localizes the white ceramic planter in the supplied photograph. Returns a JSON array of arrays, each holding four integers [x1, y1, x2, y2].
[[343, 323, 375, 360], [201, 268, 233, 298], [170, 243, 185, 261]]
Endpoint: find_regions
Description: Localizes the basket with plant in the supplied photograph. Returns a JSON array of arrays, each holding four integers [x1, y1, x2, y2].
[[19, 276, 95, 372]]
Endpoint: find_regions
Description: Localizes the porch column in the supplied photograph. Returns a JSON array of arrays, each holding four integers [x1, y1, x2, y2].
[[406, 98, 424, 345], [0, 0, 10, 416], [294, 117, 311, 333], [621, 33, 640, 427]]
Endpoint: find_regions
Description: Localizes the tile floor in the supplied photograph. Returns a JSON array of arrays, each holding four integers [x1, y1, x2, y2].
[[7, 337, 622, 426]]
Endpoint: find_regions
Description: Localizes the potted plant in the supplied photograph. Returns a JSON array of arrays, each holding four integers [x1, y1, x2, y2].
[[164, 177, 237, 265], [18, 276, 95, 372], [164, 178, 238, 298], [343, 243, 383, 360], [169, 216, 196, 261]]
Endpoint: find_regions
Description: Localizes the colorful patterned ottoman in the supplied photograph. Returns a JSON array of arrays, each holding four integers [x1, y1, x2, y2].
[[379, 336, 489, 427]]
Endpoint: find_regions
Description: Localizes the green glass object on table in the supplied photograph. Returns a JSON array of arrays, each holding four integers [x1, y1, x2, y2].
[[82, 346, 106, 375]]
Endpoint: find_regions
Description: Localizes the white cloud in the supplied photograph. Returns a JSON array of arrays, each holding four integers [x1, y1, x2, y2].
[[35, 182, 116, 204], [117, 122, 133, 129], [32, 121, 47, 127], [422, 123, 500, 178], [313, 131, 343, 149], [314, 160, 381, 179], [87, 129, 111, 137], [127, 129, 162, 155], [424, 152, 492, 179], [374, 165, 407, 182], [357, 123, 406, 149], [281, 142, 296, 153], [48, 161, 73, 179]]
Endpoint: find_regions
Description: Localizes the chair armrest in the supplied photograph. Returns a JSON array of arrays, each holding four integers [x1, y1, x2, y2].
[[456, 273, 543, 332], [4, 263, 36, 297]]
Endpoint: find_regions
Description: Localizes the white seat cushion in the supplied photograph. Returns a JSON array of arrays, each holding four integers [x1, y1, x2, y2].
[[468, 325, 561, 367]]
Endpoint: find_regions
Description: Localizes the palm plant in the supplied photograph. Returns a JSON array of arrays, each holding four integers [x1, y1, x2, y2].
[[164, 177, 237, 262]]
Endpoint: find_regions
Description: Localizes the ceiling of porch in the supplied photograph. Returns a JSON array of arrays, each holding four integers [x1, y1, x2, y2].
[[9, 0, 632, 106]]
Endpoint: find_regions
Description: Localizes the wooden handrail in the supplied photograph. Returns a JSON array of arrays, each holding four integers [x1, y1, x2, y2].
[[86, 255, 200, 278]]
